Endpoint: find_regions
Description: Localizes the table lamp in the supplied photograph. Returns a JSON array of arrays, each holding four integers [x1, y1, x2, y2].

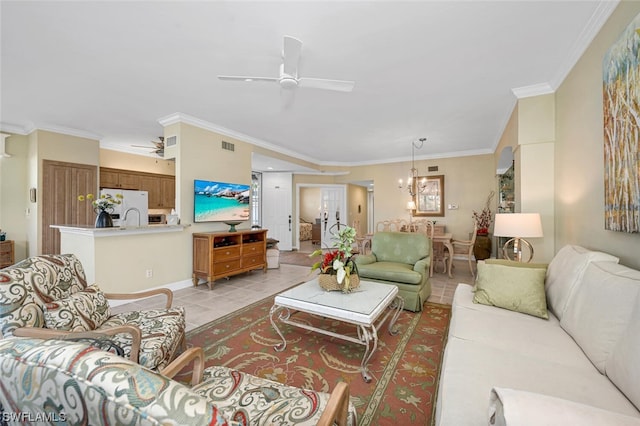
[[493, 213, 543, 262]]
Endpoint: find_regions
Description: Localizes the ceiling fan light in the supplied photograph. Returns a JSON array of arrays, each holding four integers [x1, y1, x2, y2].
[[279, 77, 298, 89]]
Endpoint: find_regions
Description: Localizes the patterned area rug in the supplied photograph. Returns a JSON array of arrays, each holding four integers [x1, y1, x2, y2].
[[181, 295, 451, 425]]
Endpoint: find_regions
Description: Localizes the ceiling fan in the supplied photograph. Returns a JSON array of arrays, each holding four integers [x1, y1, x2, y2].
[[132, 137, 164, 157], [217, 36, 355, 93]]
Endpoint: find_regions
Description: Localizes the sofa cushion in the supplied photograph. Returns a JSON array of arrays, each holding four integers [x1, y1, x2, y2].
[[561, 262, 640, 374], [101, 306, 186, 371], [605, 294, 640, 411], [545, 245, 618, 320], [436, 336, 640, 425], [451, 284, 594, 369], [355, 261, 423, 285], [473, 261, 548, 319], [193, 365, 356, 425], [43, 284, 111, 332], [489, 387, 640, 426]]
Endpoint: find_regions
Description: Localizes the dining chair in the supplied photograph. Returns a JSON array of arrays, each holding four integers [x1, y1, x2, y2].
[[389, 219, 407, 232], [414, 220, 436, 276], [452, 219, 479, 277], [376, 220, 391, 232]]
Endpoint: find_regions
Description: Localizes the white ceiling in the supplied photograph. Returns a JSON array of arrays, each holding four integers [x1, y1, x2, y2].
[[0, 1, 617, 170]]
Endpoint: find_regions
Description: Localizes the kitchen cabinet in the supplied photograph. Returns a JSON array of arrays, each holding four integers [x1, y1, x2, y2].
[[160, 176, 175, 208], [0, 240, 15, 269], [101, 168, 175, 209], [192, 229, 267, 289], [100, 168, 140, 190]]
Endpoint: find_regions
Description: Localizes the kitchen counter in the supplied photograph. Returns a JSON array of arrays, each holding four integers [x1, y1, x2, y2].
[[51, 224, 192, 292], [51, 224, 189, 237]]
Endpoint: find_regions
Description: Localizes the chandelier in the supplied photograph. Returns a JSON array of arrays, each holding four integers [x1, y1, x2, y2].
[[398, 138, 427, 197]]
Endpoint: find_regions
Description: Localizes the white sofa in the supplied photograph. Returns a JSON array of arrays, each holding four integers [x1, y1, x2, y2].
[[435, 245, 640, 425]]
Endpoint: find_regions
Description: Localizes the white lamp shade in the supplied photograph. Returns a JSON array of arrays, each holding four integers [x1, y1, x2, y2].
[[407, 200, 417, 210], [493, 213, 543, 238]]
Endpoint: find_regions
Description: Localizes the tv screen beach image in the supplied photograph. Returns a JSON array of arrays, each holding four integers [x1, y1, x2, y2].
[[194, 180, 250, 223]]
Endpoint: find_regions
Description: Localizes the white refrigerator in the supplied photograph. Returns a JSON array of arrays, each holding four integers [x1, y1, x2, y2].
[[100, 189, 149, 227]]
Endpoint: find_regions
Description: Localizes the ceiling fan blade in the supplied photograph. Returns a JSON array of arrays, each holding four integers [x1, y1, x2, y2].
[[132, 145, 154, 148], [298, 77, 355, 92], [282, 35, 302, 77], [218, 75, 279, 83]]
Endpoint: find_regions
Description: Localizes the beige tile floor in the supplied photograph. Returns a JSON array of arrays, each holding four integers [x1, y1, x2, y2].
[[111, 257, 475, 332]]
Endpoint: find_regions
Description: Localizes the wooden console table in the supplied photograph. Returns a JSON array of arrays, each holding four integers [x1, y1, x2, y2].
[[0, 240, 15, 269], [192, 229, 268, 289]]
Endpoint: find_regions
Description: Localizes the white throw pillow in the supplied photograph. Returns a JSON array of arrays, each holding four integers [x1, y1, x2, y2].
[[545, 245, 618, 319], [560, 262, 640, 374]]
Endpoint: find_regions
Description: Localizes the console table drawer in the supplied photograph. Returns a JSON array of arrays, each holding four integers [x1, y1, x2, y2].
[[243, 242, 265, 256], [243, 254, 265, 268], [213, 246, 241, 261], [213, 259, 241, 275]]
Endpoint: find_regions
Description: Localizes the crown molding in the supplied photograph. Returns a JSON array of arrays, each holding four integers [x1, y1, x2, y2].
[[510, 1, 619, 100], [159, 112, 493, 169], [158, 112, 318, 164], [35, 123, 102, 140], [0, 122, 31, 135], [0, 121, 101, 140], [549, 0, 620, 89], [511, 83, 555, 99]]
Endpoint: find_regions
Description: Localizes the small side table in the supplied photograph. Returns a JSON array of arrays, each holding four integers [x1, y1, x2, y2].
[[0, 240, 15, 269]]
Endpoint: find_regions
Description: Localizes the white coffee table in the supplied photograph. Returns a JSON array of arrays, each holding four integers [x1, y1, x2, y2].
[[269, 277, 404, 382]]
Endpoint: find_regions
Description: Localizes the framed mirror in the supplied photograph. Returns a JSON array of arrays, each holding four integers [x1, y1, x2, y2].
[[414, 175, 444, 217]]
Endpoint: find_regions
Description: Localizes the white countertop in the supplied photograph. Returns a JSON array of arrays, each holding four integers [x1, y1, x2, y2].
[[51, 224, 190, 237]]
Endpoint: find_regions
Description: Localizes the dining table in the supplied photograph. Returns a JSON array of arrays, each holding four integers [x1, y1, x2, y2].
[[432, 232, 454, 278]]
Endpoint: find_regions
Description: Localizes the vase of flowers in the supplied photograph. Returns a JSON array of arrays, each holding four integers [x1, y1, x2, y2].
[[472, 191, 495, 260], [78, 193, 122, 228], [310, 226, 359, 292]]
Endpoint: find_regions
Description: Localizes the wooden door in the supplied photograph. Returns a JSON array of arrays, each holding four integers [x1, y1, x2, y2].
[[42, 160, 97, 254]]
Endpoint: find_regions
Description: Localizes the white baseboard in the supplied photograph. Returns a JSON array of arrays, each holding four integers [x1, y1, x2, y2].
[[108, 279, 194, 307]]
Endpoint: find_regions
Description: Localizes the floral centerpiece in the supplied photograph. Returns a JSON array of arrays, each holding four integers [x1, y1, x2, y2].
[[310, 226, 359, 292], [78, 193, 122, 214], [78, 193, 122, 228], [472, 191, 495, 236]]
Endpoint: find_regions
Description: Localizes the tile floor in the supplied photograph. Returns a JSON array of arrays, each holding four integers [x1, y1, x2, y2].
[[112, 256, 476, 332]]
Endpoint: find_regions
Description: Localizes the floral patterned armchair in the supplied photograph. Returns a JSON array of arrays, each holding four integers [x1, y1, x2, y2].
[[0, 338, 356, 425], [0, 254, 185, 371]]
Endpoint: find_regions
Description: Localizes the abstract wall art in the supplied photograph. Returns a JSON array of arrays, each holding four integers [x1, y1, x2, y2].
[[603, 13, 640, 233]]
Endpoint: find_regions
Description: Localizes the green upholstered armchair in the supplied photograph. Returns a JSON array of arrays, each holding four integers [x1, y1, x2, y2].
[[355, 231, 431, 312]]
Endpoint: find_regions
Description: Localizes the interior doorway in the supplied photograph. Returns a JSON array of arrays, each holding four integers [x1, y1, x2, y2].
[[296, 184, 347, 252]]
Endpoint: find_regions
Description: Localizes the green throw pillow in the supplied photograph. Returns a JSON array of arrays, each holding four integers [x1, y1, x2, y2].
[[484, 258, 549, 269], [473, 261, 549, 319]]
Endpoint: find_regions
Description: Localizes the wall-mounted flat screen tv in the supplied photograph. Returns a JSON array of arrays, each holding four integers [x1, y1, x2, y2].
[[194, 179, 250, 223]]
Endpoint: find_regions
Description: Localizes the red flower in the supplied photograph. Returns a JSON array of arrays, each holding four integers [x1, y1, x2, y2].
[[321, 250, 339, 272]]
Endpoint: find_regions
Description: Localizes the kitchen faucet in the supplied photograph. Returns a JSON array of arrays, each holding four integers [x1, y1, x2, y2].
[[123, 207, 141, 227]]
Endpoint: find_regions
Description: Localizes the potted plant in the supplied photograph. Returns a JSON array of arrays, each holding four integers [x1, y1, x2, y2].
[[472, 191, 494, 260], [309, 226, 359, 292]]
